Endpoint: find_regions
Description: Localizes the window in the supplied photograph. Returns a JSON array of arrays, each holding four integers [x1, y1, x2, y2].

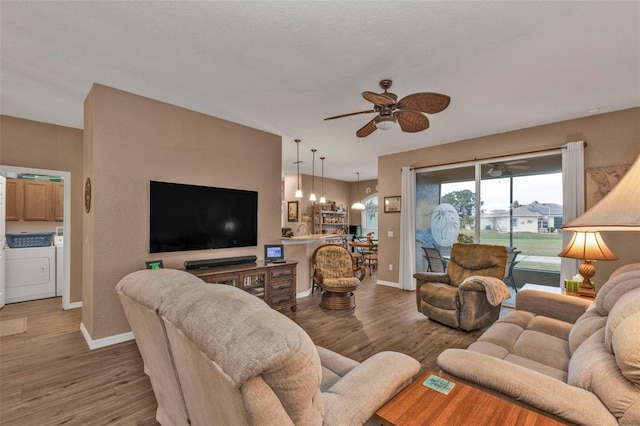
[[361, 194, 378, 238], [415, 152, 563, 272]]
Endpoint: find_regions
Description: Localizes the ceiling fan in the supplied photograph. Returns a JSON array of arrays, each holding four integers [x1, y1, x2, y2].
[[485, 160, 530, 177], [324, 79, 451, 138]]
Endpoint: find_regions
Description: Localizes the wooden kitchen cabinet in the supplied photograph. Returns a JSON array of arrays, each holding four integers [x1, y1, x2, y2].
[[190, 261, 298, 311], [5, 178, 63, 222], [52, 182, 64, 221], [5, 178, 24, 221], [23, 180, 52, 221]]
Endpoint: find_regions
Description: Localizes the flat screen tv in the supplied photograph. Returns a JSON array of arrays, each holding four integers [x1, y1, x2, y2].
[[150, 181, 258, 253]]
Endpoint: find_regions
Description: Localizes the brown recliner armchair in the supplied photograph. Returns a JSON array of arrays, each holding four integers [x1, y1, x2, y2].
[[414, 243, 508, 331]]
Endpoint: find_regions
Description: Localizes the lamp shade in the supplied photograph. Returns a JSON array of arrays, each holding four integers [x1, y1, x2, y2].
[[558, 231, 618, 261], [563, 154, 640, 231]]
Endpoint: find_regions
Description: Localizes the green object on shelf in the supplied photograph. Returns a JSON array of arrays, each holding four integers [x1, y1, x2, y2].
[[19, 174, 62, 182]]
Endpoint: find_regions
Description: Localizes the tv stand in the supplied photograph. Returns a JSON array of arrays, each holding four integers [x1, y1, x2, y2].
[[188, 261, 298, 312]]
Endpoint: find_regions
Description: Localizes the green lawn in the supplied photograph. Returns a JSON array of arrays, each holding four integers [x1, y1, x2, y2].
[[458, 229, 563, 271]]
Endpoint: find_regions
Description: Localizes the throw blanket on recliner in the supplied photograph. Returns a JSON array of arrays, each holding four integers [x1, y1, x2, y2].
[[460, 276, 511, 306]]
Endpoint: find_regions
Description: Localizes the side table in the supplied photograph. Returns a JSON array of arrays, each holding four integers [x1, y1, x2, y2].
[[375, 370, 564, 426], [521, 283, 595, 301]]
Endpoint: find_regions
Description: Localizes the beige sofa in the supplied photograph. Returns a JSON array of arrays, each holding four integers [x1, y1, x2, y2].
[[437, 263, 640, 425], [116, 269, 420, 425]]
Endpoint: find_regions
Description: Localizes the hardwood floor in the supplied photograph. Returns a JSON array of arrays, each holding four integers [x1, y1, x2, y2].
[[1, 272, 506, 424], [0, 297, 157, 425]]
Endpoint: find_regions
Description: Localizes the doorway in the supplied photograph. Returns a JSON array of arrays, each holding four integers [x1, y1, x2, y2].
[[0, 165, 74, 310]]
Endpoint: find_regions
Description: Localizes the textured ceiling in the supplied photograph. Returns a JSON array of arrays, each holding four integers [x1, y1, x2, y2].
[[1, 1, 639, 182]]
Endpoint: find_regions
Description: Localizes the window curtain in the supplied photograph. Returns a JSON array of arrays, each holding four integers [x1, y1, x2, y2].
[[399, 166, 416, 290], [561, 141, 585, 284]]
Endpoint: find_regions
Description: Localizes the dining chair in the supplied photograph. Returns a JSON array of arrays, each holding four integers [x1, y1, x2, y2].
[[504, 247, 521, 292], [363, 237, 378, 275], [421, 245, 447, 273]]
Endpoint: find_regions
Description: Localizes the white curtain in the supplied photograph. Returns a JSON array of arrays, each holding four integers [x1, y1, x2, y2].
[[561, 141, 585, 284], [399, 166, 416, 290]]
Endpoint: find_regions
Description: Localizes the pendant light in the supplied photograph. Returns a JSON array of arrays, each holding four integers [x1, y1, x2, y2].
[[319, 156, 326, 204], [351, 172, 365, 210], [309, 149, 317, 202], [294, 139, 303, 198]]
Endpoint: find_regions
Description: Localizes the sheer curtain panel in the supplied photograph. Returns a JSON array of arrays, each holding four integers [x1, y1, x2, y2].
[[399, 166, 417, 290], [560, 141, 585, 283]]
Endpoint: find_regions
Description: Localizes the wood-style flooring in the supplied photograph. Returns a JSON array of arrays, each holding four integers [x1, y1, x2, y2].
[[0, 272, 508, 425]]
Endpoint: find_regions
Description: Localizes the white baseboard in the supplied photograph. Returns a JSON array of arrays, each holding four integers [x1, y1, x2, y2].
[[64, 301, 82, 310], [376, 280, 401, 288], [80, 322, 134, 350], [297, 288, 313, 298]]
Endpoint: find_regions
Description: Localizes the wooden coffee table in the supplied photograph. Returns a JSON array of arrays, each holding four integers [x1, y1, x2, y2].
[[375, 371, 564, 426]]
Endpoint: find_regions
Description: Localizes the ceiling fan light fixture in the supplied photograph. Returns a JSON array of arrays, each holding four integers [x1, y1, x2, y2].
[[374, 115, 397, 130]]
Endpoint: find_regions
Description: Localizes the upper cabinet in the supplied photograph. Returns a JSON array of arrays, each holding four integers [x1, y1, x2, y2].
[[5, 178, 63, 222], [52, 182, 64, 222], [5, 179, 23, 221]]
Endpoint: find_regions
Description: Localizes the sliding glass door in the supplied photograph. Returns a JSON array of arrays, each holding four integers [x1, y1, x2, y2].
[[415, 152, 563, 278]]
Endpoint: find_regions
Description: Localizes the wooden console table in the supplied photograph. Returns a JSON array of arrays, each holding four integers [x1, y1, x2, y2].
[[375, 370, 564, 426], [189, 261, 298, 312]]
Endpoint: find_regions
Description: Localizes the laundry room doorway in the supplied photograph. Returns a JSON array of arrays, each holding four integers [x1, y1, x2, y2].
[[0, 165, 74, 310]]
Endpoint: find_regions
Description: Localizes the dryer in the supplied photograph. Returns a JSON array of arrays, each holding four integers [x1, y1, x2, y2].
[[5, 246, 56, 303]]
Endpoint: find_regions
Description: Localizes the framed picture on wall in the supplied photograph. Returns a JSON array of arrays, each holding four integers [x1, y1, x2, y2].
[[287, 201, 299, 222], [384, 196, 401, 213]]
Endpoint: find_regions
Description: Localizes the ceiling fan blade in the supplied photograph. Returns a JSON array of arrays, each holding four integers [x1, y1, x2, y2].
[[505, 159, 528, 165], [398, 93, 451, 114], [395, 110, 429, 133], [509, 165, 530, 169], [356, 119, 377, 138], [324, 109, 375, 121], [362, 91, 396, 106]]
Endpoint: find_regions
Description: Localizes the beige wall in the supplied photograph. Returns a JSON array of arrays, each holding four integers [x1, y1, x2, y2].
[[0, 115, 84, 303], [83, 84, 282, 339], [283, 173, 352, 234], [378, 107, 640, 285]]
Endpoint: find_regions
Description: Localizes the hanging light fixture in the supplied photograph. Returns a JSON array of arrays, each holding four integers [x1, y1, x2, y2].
[[309, 149, 317, 202], [351, 172, 365, 210], [294, 139, 303, 198], [319, 156, 326, 204]]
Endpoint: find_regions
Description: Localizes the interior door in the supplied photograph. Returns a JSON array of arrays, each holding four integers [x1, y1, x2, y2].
[[1, 176, 6, 308]]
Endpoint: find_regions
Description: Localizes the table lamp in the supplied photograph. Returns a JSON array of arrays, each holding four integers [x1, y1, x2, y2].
[[560, 153, 640, 297], [558, 231, 618, 297]]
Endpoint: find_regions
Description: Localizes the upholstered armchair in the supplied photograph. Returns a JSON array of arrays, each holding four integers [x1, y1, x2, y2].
[[414, 243, 508, 331], [312, 244, 365, 310]]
